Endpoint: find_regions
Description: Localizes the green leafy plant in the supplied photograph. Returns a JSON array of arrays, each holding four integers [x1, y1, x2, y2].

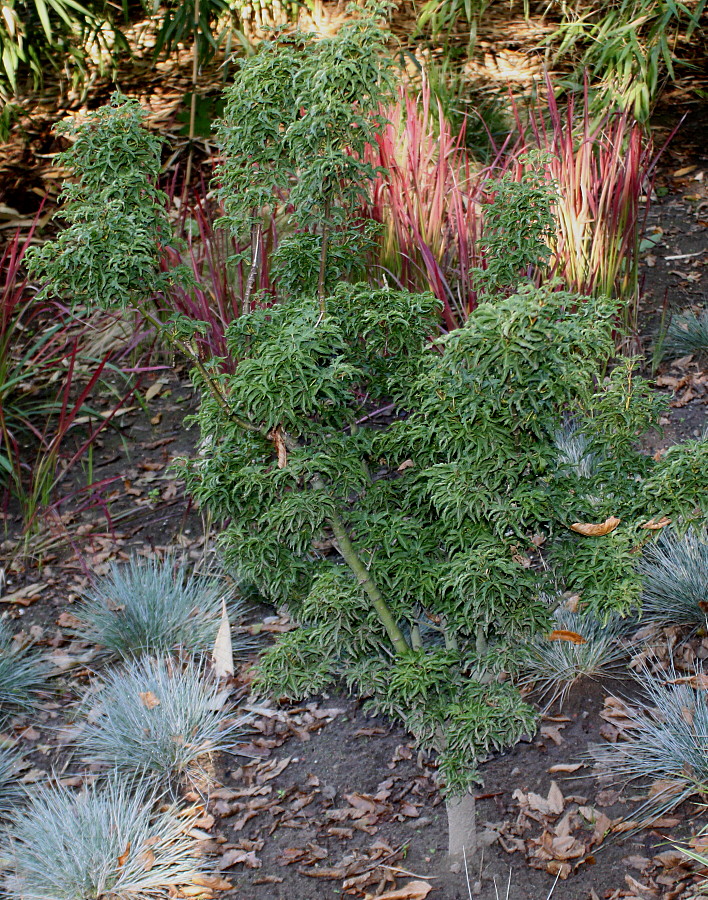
[[546, 0, 706, 121], [214, 7, 393, 313], [73, 553, 246, 659], [3, 779, 206, 899], [0, 0, 127, 99], [29, 16, 708, 859]]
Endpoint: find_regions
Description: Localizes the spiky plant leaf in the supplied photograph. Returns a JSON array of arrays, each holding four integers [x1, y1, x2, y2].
[[4, 779, 206, 899], [74, 656, 247, 789], [0, 620, 49, 721], [665, 309, 708, 360], [518, 603, 629, 706], [639, 527, 708, 629], [73, 554, 245, 660], [593, 665, 708, 817], [0, 746, 23, 820]]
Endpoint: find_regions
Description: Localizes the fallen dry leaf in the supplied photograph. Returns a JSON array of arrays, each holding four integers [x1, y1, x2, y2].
[[117, 843, 131, 867], [365, 881, 433, 900], [139, 691, 160, 710], [548, 763, 583, 774], [547, 630, 587, 645], [269, 426, 288, 468], [640, 516, 672, 530], [570, 517, 620, 536], [190, 874, 233, 890], [138, 848, 155, 871], [665, 673, 708, 690]]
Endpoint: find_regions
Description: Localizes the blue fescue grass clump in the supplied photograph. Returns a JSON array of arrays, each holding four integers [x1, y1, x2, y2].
[[73, 554, 245, 659], [639, 526, 708, 629], [74, 656, 247, 788], [593, 664, 708, 815], [0, 620, 49, 720], [518, 604, 628, 706], [0, 747, 22, 819], [665, 309, 708, 360], [3, 779, 206, 899]]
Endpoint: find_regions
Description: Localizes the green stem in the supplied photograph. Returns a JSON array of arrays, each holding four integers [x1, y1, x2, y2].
[[243, 219, 262, 314], [317, 201, 330, 318], [327, 505, 410, 657]]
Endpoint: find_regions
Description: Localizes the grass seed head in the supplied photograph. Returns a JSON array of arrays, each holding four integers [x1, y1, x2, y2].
[[639, 526, 708, 629], [74, 655, 247, 789], [4, 778, 206, 899], [73, 553, 245, 659]]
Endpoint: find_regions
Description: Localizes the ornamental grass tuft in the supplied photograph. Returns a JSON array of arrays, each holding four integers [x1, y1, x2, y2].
[[74, 656, 247, 788], [519, 604, 628, 707], [73, 554, 245, 659], [665, 309, 708, 361], [593, 664, 708, 816], [0, 620, 50, 721], [639, 526, 708, 629], [3, 779, 206, 900], [0, 747, 22, 819]]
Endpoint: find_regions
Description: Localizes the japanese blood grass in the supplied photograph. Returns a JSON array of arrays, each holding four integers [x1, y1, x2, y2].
[[518, 605, 629, 707], [3, 778, 206, 900], [365, 76, 655, 333], [639, 526, 708, 629], [74, 656, 247, 789], [593, 665, 708, 817], [0, 746, 22, 819], [73, 554, 244, 659], [0, 620, 50, 720]]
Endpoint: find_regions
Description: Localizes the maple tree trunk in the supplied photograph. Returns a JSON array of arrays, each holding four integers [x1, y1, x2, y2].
[[446, 792, 477, 861]]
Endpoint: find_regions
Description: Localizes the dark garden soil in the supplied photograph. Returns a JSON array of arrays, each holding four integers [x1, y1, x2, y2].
[[1, 15, 708, 899]]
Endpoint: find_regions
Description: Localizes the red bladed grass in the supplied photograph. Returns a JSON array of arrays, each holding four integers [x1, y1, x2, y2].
[[0, 219, 141, 534], [365, 76, 658, 336]]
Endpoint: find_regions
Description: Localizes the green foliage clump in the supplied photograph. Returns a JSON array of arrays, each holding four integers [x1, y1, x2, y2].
[[214, 9, 393, 302], [474, 152, 557, 295], [26, 95, 182, 312]]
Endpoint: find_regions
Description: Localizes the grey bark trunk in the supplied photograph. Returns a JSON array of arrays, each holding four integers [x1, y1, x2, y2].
[[446, 792, 477, 861]]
